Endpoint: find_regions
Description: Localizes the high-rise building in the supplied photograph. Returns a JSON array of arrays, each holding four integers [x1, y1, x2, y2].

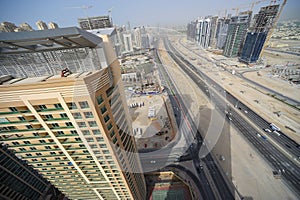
[[133, 27, 142, 49], [123, 33, 134, 53], [19, 23, 34, 31], [78, 16, 112, 30], [240, 5, 279, 63], [195, 17, 211, 49], [223, 11, 252, 57], [0, 22, 18, 32], [36, 20, 48, 30], [187, 21, 197, 41], [48, 22, 59, 29], [208, 16, 219, 49], [0, 143, 67, 199], [216, 17, 231, 49], [0, 27, 146, 200]]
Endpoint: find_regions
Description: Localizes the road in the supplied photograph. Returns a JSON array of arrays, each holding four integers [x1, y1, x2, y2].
[[164, 37, 300, 195], [177, 37, 300, 161]]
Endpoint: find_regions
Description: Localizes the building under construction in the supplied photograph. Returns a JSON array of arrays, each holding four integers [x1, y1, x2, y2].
[[240, 4, 280, 63], [78, 16, 112, 30]]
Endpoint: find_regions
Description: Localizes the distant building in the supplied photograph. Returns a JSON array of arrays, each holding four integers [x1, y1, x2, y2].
[[123, 33, 134, 53], [133, 27, 142, 49], [240, 5, 279, 63], [0, 22, 17, 32], [19, 23, 34, 31], [36, 20, 48, 30], [216, 17, 230, 49], [48, 22, 59, 29], [223, 11, 252, 57], [195, 17, 211, 49], [78, 16, 112, 30], [0, 143, 67, 200], [187, 21, 197, 41], [208, 16, 219, 49]]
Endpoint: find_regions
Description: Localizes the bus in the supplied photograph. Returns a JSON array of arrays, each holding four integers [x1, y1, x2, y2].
[[270, 123, 280, 131]]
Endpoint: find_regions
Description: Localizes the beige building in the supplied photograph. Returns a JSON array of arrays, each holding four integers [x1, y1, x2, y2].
[[0, 27, 146, 200], [48, 22, 58, 29], [36, 20, 48, 30]]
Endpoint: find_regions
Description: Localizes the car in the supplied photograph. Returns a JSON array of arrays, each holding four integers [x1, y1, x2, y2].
[[264, 128, 272, 133], [244, 110, 248, 114], [150, 160, 156, 164]]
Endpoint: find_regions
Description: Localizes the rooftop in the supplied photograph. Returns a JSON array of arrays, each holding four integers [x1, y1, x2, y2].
[[0, 27, 103, 54]]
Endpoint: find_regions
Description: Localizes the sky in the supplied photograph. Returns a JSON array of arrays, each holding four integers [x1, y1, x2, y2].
[[0, 0, 299, 29]]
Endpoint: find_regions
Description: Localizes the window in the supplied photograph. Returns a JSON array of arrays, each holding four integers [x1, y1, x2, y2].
[[103, 150, 110, 154], [82, 130, 90, 135], [12, 142, 19, 145], [100, 106, 107, 114], [26, 153, 32, 156], [24, 141, 31, 144], [79, 101, 89, 109], [100, 144, 107, 148], [39, 140, 46, 143], [75, 138, 81, 141], [107, 123, 113, 130], [84, 112, 94, 118], [97, 95, 104, 104], [52, 123, 59, 128], [45, 114, 53, 119], [30, 147, 36, 150], [96, 137, 104, 142], [106, 86, 114, 97], [78, 122, 86, 128], [42, 158, 47, 161], [110, 130, 115, 137], [38, 105, 47, 110], [88, 121, 97, 127], [57, 131, 64, 135], [33, 132, 39, 136], [65, 122, 73, 127], [18, 117, 26, 121], [113, 137, 117, 144], [104, 115, 110, 123], [86, 138, 94, 142], [19, 148, 26, 151], [50, 152, 56, 155], [9, 107, 18, 112], [72, 112, 82, 119], [36, 153, 42, 156], [92, 130, 101, 135], [60, 113, 68, 118], [54, 103, 62, 109], [26, 125, 33, 129], [45, 146, 51, 149], [70, 130, 77, 134]]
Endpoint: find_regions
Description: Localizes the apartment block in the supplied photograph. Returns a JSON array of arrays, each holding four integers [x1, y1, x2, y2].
[[223, 11, 252, 57], [0, 27, 145, 200]]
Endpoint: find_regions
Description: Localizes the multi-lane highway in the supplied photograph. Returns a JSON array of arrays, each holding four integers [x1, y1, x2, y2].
[[163, 37, 300, 195], [177, 38, 300, 160]]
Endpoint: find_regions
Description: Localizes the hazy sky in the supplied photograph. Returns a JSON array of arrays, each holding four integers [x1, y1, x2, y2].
[[0, 0, 299, 29]]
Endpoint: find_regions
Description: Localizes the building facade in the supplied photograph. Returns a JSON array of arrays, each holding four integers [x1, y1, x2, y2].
[[0, 143, 67, 200], [0, 27, 146, 200], [0, 22, 18, 32], [223, 11, 252, 57], [216, 17, 230, 49], [123, 33, 134, 53], [195, 18, 211, 49], [48, 22, 59, 29]]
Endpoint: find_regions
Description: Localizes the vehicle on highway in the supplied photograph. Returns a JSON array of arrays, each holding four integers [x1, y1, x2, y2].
[[270, 123, 280, 131], [264, 128, 272, 133], [261, 135, 268, 140], [273, 131, 281, 136], [150, 160, 156, 164]]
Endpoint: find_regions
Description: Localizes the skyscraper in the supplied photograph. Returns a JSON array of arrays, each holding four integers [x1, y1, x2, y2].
[[78, 16, 112, 30], [195, 17, 211, 49], [123, 33, 134, 53], [216, 17, 230, 49], [0, 143, 67, 199], [0, 22, 18, 32], [240, 5, 279, 63], [223, 11, 252, 57], [0, 27, 146, 199], [208, 16, 219, 49], [36, 20, 48, 30], [19, 23, 34, 31]]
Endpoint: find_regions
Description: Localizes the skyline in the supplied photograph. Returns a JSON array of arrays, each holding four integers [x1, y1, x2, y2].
[[0, 0, 299, 29]]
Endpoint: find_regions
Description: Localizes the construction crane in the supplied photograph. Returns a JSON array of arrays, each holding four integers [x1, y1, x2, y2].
[[259, 0, 287, 59], [108, 7, 114, 25]]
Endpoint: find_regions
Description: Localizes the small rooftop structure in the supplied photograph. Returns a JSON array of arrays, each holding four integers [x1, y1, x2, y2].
[[0, 27, 103, 54]]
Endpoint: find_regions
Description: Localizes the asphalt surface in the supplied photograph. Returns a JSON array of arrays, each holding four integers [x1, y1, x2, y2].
[[177, 38, 300, 163], [164, 37, 300, 196]]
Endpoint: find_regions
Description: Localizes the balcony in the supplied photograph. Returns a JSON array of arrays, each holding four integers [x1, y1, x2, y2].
[[0, 119, 38, 125], [0, 127, 45, 134], [0, 110, 32, 116]]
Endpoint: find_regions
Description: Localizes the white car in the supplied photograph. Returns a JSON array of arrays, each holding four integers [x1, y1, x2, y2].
[[264, 129, 272, 133], [150, 160, 156, 164]]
